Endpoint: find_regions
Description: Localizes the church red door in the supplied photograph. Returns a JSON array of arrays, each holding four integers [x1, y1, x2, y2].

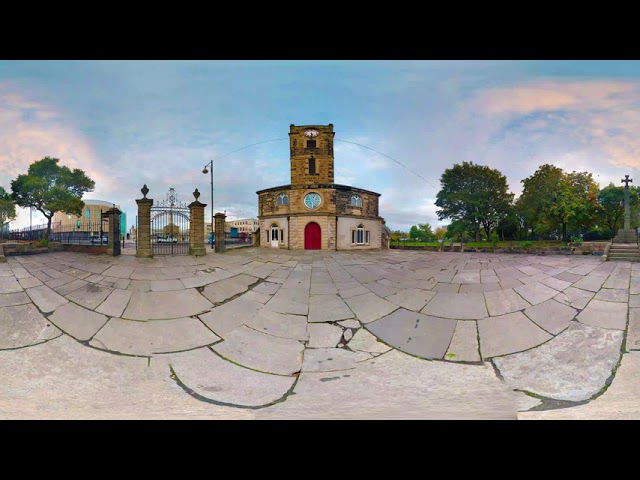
[[304, 222, 321, 250]]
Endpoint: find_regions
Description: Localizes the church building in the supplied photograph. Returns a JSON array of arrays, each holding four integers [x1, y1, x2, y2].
[[257, 124, 384, 250]]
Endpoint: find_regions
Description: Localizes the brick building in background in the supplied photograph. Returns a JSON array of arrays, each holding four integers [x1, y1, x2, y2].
[[257, 123, 384, 250]]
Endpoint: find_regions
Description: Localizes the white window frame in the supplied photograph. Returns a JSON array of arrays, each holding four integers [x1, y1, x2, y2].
[[277, 193, 289, 206], [351, 194, 362, 208]]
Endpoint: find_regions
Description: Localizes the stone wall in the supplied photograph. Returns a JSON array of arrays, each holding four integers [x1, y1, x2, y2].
[[288, 215, 335, 250], [336, 217, 382, 250], [261, 216, 289, 249], [335, 187, 380, 218], [289, 124, 335, 186]]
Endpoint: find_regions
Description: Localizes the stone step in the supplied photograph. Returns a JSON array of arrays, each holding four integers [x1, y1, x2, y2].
[[608, 257, 640, 262]]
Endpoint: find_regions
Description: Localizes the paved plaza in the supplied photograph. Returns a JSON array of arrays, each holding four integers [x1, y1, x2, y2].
[[1, 247, 638, 419]]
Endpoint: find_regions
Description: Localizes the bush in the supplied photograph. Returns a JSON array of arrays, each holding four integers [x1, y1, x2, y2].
[[35, 239, 48, 248], [490, 232, 499, 246], [523, 241, 532, 248]]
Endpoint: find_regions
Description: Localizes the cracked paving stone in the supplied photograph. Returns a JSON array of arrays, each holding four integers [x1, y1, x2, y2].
[[244, 309, 308, 341], [212, 325, 304, 375], [302, 348, 372, 372], [420, 292, 487, 319], [524, 299, 577, 335], [337, 319, 360, 328], [252, 281, 281, 295], [553, 286, 595, 310], [343, 292, 397, 323], [264, 288, 309, 316], [90, 317, 220, 355], [494, 322, 623, 402], [308, 294, 354, 323], [95, 289, 132, 318], [445, 321, 480, 362], [199, 296, 263, 337], [0, 304, 59, 349], [572, 274, 606, 293], [122, 289, 213, 320], [366, 308, 456, 359], [577, 299, 627, 330], [347, 328, 392, 354], [478, 311, 552, 359], [484, 289, 531, 317], [201, 274, 258, 303], [539, 276, 572, 292], [168, 347, 295, 407], [53, 278, 89, 296], [513, 282, 559, 306], [0, 277, 22, 294], [26, 285, 69, 313], [307, 323, 343, 348], [48, 302, 109, 341]]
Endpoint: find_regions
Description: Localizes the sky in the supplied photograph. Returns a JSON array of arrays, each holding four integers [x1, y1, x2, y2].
[[2, 60, 640, 232]]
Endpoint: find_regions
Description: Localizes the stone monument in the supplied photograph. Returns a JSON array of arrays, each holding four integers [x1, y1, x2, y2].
[[612, 175, 637, 243]]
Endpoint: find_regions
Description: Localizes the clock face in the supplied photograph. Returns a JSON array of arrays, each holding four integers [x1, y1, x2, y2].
[[304, 193, 321, 209], [304, 129, 319, 138]]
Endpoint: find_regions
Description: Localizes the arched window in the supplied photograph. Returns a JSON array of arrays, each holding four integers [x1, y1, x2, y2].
[[351, 194, 362, 208], [271, 223, 279, 242], [277, 193, 289, 205], [308, 154, 316, 175]]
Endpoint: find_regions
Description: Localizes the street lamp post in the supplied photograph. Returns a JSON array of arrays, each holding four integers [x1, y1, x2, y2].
[[202, 160, 214, 249]]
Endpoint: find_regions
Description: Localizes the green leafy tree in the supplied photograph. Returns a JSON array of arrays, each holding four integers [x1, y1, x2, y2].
[[418, 223, 435, 241], [409, 225, 421, 239], [435, 161, 514, 241], [566, 171, 601, 238], [446, 219, 473, 243], [434, 226, 447, 240], [598, 183, 640, 234], [11, 157, 95, 240], [0, 186, 17, 231]]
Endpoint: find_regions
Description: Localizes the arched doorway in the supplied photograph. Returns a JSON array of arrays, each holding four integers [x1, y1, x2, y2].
[[304, 222, 321, 250], [270, 223, 279, 248]]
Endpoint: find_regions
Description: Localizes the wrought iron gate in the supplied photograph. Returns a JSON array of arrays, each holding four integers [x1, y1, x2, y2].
[[150, 188, 190, 255]]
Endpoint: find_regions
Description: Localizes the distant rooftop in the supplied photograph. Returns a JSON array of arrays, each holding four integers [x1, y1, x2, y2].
[[83, 199, 120, 208]]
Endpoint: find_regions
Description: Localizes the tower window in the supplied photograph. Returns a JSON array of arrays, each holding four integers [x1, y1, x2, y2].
[[277, 193, 289, 205], [309, 155, 316, 175], [351, 194, 362, 208], [306, 140, 316, 148]]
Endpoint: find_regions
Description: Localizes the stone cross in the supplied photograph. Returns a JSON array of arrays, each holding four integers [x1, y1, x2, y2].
[[622, 175, 633, 230]]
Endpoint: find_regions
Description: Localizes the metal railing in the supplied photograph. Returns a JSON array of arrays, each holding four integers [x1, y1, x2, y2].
[[49, 220, 110, 245]]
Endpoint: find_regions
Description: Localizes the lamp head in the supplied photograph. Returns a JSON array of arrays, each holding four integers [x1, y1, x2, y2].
[[202, 168, 208, 174]]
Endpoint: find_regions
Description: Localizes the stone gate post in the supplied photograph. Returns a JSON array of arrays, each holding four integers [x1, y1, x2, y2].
[[214, 212, 227, 254], [188, 188, 207, 256], [105, 206, 121, 256], [136, 184, 153, 258]]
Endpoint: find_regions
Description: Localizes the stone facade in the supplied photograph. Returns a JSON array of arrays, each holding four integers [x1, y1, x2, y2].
[[135, 185, 153, 258], [214, 213, 227, 254], [188, 189, 207, 257], [257, 124, 383, 251]]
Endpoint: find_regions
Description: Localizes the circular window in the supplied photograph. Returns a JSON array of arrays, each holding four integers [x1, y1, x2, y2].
[[304, 192, 322, 210]]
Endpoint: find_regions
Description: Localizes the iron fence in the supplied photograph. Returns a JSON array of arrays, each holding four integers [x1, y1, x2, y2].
[[0, 223, 48, 242], [49, 219, 110, 245]]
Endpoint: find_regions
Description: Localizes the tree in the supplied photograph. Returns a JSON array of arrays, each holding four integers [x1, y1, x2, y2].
[[434, 226, 447, 240], [409, 225, 421, 239], [435, 161, 514, 242], [518, 165, 601, 242], [0, 186, 17, 231], [417, 223, 435, 241], [11, 157, 95, 240], [598, 183, 640, 234], [446, 219, 473, 243]]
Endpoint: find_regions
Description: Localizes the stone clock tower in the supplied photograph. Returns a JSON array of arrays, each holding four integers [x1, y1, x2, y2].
[[289, 124, 335, 186], [257, 123, 384, 250]]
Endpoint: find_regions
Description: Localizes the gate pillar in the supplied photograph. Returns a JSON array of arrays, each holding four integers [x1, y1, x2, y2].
[[136, 184, 153, 258], [214, 212, 227, 254], [105, 206, 121, 256], [188, 189, 207, 256]]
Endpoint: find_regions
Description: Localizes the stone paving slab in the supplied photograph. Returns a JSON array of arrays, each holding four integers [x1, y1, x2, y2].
[[347, 328, 392, 354], [302, 348, 372, 372], [169, 347, 295, 407], [90, 317, 220, 355], [364, 281, 401, 298], [554, 272, 584, 283], [494, 322, 623, 402], [366, 308, 457, 359], [338, 285, 370, 299], [53, 278, 89, 296], [627, 308, 640, 350], [201, 276, 255, 304], [0, 277, 22, 294], [524, 299, 577, 335], [179, 272, 221, 289], [199, 296, 263, 337], [513, 282, 559, 305], [385, 288, 436, 312], [420, 292, 487, 320], [478, 312, 552, 358], [26, 285, 69, 313], [264, 288, 309, 315], [553, 286, 595, 310], [338, 319, 361, 329], [101, 265, 135, 279], [308, 323, 344, 348], [66, 283, 113, 310], [0, 304, 54, 349], [594, 288, 629, 303], [252, 281, 281, 295], [242, 290, 271, 304], [245, 309, 308, 341], [432, 282, 460, 292], [48, 302, 109, 341], [577, 299, 627, 330], [484, 289, 530, 317], [95, 289, 133, 318], [310, 283, 338, 295], [0, 291, 31, 307], [18, 276, 43, 289], [445, 321, 480, 362], [44, 275, 75, 289], [539, 276, 572, 292], [459, 283, 502, 293], [572, 274, 606, 293], [122, 289, 213, 320], [212, 325, 304, 375], [149, 279, 186, 292], [343, 292, 398, 323], [308, 294, 354, 323], [603, 275, 630, 290]]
